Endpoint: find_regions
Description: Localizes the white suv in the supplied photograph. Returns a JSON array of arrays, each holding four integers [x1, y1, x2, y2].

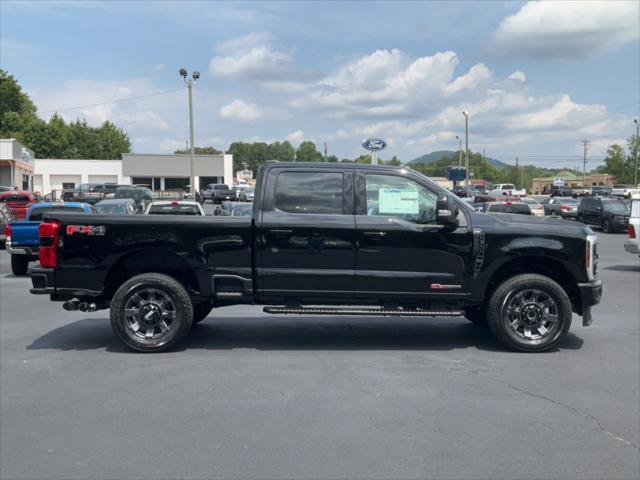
[[624, 194, 640, 257]]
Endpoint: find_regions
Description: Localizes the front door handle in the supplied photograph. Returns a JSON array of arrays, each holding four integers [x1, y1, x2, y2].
[[363, 231, 387, 239], [269, 229, 293, 238]]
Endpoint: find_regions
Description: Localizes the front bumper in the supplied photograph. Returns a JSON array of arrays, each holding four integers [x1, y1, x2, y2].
[[577, 279, 603, 326]]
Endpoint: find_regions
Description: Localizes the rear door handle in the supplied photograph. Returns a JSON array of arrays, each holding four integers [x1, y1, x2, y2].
[[269, 229, 293, 238], [363, 231, 387, 239]]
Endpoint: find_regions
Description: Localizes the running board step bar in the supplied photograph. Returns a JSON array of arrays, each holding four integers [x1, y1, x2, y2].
[[263, 307, 464, 317]]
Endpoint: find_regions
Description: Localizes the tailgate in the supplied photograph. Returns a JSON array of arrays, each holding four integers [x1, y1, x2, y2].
[[8, 221, 41, 247]]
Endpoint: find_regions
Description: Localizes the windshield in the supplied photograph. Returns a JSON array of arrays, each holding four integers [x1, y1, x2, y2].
[[148, 204, 202, 215], [214, 184, 230, 190], [95, 203, 129, 214], [603, 201, 630, 214]]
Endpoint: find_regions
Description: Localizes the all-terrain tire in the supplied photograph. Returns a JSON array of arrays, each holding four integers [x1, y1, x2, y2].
[[110, 273, 193, 352], [11, 255, 29, 276], [487, 274, 572, 352]]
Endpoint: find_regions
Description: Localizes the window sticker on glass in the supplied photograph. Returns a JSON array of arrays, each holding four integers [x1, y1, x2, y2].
[[378, 188, 419, 214]]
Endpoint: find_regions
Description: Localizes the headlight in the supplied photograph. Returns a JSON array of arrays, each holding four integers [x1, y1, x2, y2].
[[586, 234, 598, 281]]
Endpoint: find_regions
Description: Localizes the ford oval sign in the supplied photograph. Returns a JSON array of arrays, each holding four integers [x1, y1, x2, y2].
[[361, 138, 387, 151]]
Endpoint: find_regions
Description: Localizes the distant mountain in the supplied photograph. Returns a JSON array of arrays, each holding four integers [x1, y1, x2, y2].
[[408, 150, 509, 169]]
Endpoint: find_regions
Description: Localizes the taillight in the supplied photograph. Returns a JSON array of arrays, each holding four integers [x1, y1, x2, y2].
[[39, 221, 61, 268], [630, 224, 636, 239], [5, 224, 11, 243], [560, 204, 571, 211]]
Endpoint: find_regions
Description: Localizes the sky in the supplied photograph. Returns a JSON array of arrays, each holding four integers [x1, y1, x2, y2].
[[1, 0, 639, 169]]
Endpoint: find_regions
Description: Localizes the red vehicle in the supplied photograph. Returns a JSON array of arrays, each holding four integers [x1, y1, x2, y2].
[[0, 191, 37, 220]]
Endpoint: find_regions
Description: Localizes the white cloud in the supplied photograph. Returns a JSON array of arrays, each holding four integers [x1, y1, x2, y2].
[[508, 71, 527, 82], [444, 63, 492, 95], [215, 32, 274, 53], [219, 99, 263, 122], [286, 129, 305, 145], [493, 1, 640, 58], [209, 32, 293, 80]]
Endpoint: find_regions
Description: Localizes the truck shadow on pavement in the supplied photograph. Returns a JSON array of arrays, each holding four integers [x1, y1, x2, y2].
[[27, 316, 585, 353], [603, 264, 640, 272]]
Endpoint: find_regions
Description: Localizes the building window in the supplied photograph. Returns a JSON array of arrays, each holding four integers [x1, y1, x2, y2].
[[164, 177, 190, 190], [153, 178, 161, 191], [62, 182, 75, 190], [131, 177, 153, 188], [22, 174, 30, 190]]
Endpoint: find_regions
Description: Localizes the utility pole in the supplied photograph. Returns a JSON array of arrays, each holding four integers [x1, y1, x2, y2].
[[482, 148, 486, 182], [582, 139, 590, 187], [515, 156, 519, 189], [179, 68, 200, 196], [463, 111, 469, 185], [456, 135, 462, 166], [324, 142, 328, 161], [634, 119, 639, 186]]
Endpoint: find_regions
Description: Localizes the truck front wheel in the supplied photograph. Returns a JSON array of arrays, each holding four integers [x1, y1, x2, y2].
[[110, 273, 193, 352], [11, 255, 29, 276], [487, 274, 572, 352]]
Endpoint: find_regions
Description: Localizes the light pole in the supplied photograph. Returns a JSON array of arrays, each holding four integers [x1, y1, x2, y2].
[[462, 110, 469, 186], [456, 135, 462, 166], [634, 118, 639, 186], [179, 68, 200, 196]]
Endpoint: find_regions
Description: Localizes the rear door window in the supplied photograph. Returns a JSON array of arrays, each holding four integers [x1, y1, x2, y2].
[[275, 171, 344, 214]]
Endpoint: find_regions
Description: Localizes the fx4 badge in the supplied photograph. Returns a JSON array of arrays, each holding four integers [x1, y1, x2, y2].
[[66, 225, 106, 236]]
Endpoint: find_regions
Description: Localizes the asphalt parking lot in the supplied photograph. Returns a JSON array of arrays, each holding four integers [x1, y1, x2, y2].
[[1, 230, 638, 480]]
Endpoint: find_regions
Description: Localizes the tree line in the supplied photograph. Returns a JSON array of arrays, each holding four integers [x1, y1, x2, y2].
[[0, 70, 131, 159]]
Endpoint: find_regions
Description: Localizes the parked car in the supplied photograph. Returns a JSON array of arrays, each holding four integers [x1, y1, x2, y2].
[[487, 183, 526, 197], [577, 196, 630, 233], [571, 187, 591, 197], [519, 197, 545, 217], [541, 197, 579, 219], [0, 206, 10, 246], [591, 185, 612, 196], [202, 184, 237, 203], [0, 190, 37, 220], [624, 194, 640, 257], [95, 198, 140, 215], [0, 185, 13, 192], [30, 162, 602, 353], [0, 202, 15, 223], [452, 185, 479, 198], [113, 186, 155, 210], [144, 200, 205, 216], [612, 184, 640, 199], [6, 202, 95, 275], [235, 186, 255, 202], [485, 201, 532, 216], [220, 201, 253, 217], [62, 183, 122, 204], [550, 186, 573, 197]]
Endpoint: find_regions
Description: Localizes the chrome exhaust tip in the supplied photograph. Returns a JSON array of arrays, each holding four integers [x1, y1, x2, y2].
[[63, 299, 79, 311]]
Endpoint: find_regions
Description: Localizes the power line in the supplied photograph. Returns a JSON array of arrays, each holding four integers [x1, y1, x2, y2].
[[38, 87, 185, 114]]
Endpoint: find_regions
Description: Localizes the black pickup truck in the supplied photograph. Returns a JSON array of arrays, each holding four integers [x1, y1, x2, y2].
[[30, 162, 602, 353]]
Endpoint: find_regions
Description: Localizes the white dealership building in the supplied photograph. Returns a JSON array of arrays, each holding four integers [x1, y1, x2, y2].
[[31, 153, 233, 195]]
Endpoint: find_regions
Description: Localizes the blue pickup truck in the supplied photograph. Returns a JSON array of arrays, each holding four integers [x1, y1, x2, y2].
[[5, 202, 95, 275]]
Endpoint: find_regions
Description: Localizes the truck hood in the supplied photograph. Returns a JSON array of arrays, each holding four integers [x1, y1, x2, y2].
[[473, 212, 592, 236]]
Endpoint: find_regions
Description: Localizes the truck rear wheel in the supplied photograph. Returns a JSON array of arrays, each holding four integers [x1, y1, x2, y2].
[[487, 274, 572, 352], [110, 273, 193, 352], [11, 255, 29, 276]]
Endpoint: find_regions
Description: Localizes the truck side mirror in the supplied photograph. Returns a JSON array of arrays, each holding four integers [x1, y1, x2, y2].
[[436, 196, 459, 230]]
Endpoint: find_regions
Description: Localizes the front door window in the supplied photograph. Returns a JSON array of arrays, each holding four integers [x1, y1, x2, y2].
[[365, 174, 438, 224]]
